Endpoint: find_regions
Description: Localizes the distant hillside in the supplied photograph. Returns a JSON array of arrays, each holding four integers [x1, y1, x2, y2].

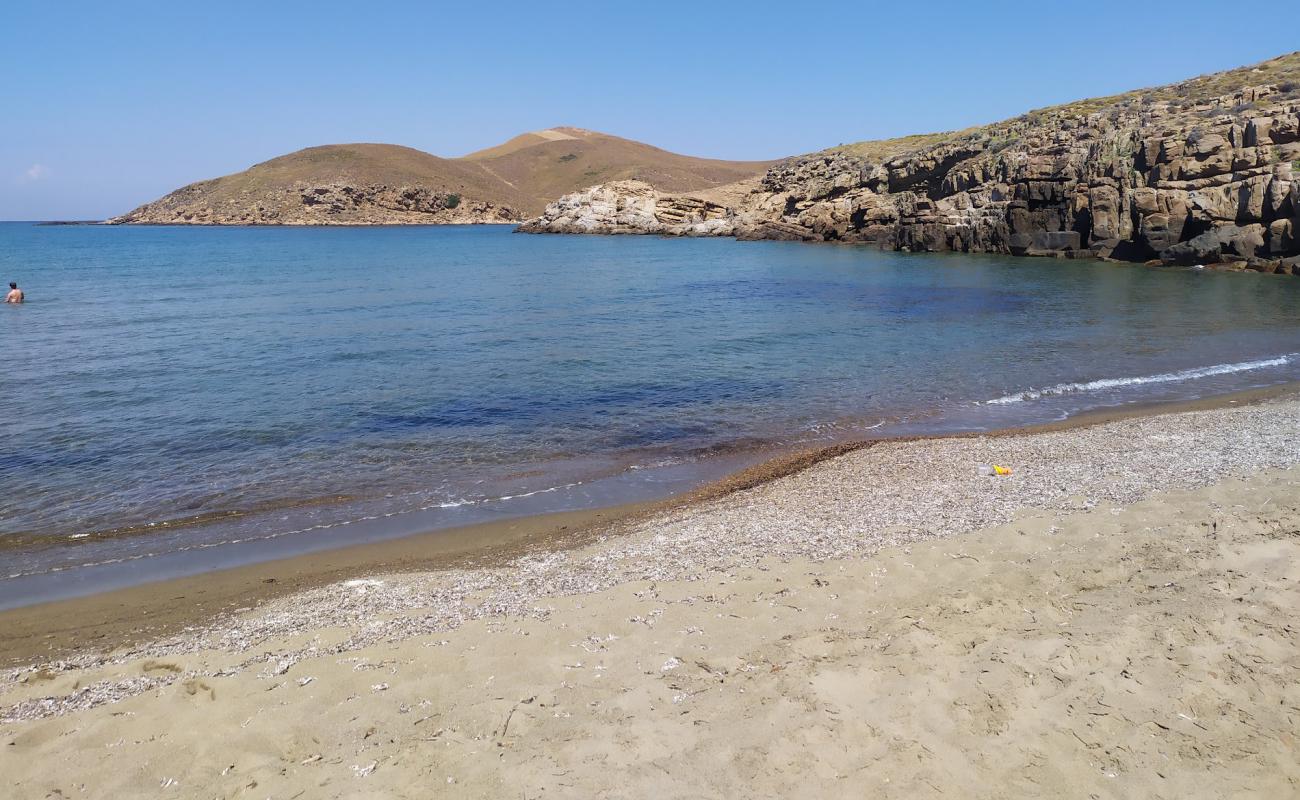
[[464, 126, 777, 209], [460, 127, 590, 160], [109, 144, 535, 225], [109, 130, 777, 225]]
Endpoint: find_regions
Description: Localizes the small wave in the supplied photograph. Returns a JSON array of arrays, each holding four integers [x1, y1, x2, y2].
[[986, 354, 1296, 405], [2, 480, 589, 581], [628, 457, 686, 471], [422, 480, 584, 510]]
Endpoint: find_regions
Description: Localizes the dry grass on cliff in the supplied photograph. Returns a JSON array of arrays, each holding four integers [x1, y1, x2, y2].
[[1022, 50, 1300, 122], [827, 51, 1300, 168], [1160, 50, 1300, 103], [825, 130, 970, 162]]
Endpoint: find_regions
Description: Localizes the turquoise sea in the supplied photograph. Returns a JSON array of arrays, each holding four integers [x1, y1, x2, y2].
[[3, 222, 1299, 606]]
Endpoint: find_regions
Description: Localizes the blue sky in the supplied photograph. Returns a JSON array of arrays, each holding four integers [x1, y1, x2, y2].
[[2, 1, 1295, 220]]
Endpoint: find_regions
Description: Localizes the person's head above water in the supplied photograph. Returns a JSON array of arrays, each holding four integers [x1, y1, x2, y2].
[[8, 283, 15, 290]]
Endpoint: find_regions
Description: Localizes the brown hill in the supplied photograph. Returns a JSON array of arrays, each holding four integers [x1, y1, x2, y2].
[[460, 127, 593, 160], [108, 143, 535, 225], [110, 130, 777, 225], [464, 126, 777, 208]]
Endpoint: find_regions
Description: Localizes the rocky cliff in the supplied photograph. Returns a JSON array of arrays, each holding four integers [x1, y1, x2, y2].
[[521, 52, 1300, 274]]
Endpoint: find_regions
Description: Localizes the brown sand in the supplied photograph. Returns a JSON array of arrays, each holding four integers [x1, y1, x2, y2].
[[1, 393, 1298, 797], [1, 470, 1297, 797]]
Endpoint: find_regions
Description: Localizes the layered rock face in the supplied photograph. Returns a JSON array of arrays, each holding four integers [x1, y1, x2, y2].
[[110, 183, 518, 225], [521, 59, 1300, 274]]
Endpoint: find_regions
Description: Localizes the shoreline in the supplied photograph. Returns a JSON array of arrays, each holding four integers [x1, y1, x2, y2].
[[28, 219, 1295, 278], [2, 381, 1296, 668], [2, 393, 1298, 796], [97, 221, 528, 227]]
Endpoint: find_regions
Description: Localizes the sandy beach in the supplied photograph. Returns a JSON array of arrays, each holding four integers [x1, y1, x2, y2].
[[2, 395, 1298, 798], [10, 14, 1300, 800]]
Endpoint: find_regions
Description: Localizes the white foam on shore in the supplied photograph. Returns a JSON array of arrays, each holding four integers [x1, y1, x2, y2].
[[429, 480, 583, 509], [986, 354, 1296, 405]]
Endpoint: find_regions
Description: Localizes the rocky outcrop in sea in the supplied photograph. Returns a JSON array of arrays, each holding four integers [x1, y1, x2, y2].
[[520, 59, 1300, 274]]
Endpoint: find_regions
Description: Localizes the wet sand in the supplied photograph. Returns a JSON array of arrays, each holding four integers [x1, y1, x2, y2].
[[2, 383, 1295, 669], [0, 505, 649, 670]]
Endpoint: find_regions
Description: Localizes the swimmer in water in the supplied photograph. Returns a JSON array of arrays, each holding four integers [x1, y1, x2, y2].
[[4, 282, 22, 303]]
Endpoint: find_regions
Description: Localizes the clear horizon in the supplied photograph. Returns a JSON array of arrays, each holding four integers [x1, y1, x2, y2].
[[3, 0, 1296, 220]]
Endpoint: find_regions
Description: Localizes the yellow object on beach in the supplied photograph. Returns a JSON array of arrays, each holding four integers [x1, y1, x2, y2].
[[993, 465, 1012, 476]]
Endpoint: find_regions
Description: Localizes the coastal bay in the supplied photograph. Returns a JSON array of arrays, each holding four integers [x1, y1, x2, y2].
[[5, 224, 1300, 611], [9, 11, 1300, 799]]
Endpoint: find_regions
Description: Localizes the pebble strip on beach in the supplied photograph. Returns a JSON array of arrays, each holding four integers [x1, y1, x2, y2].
[[4, 397, 1299, 721]]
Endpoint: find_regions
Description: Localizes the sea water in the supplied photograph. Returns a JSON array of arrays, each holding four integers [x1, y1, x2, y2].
[[2, 223, 1299, 605]]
